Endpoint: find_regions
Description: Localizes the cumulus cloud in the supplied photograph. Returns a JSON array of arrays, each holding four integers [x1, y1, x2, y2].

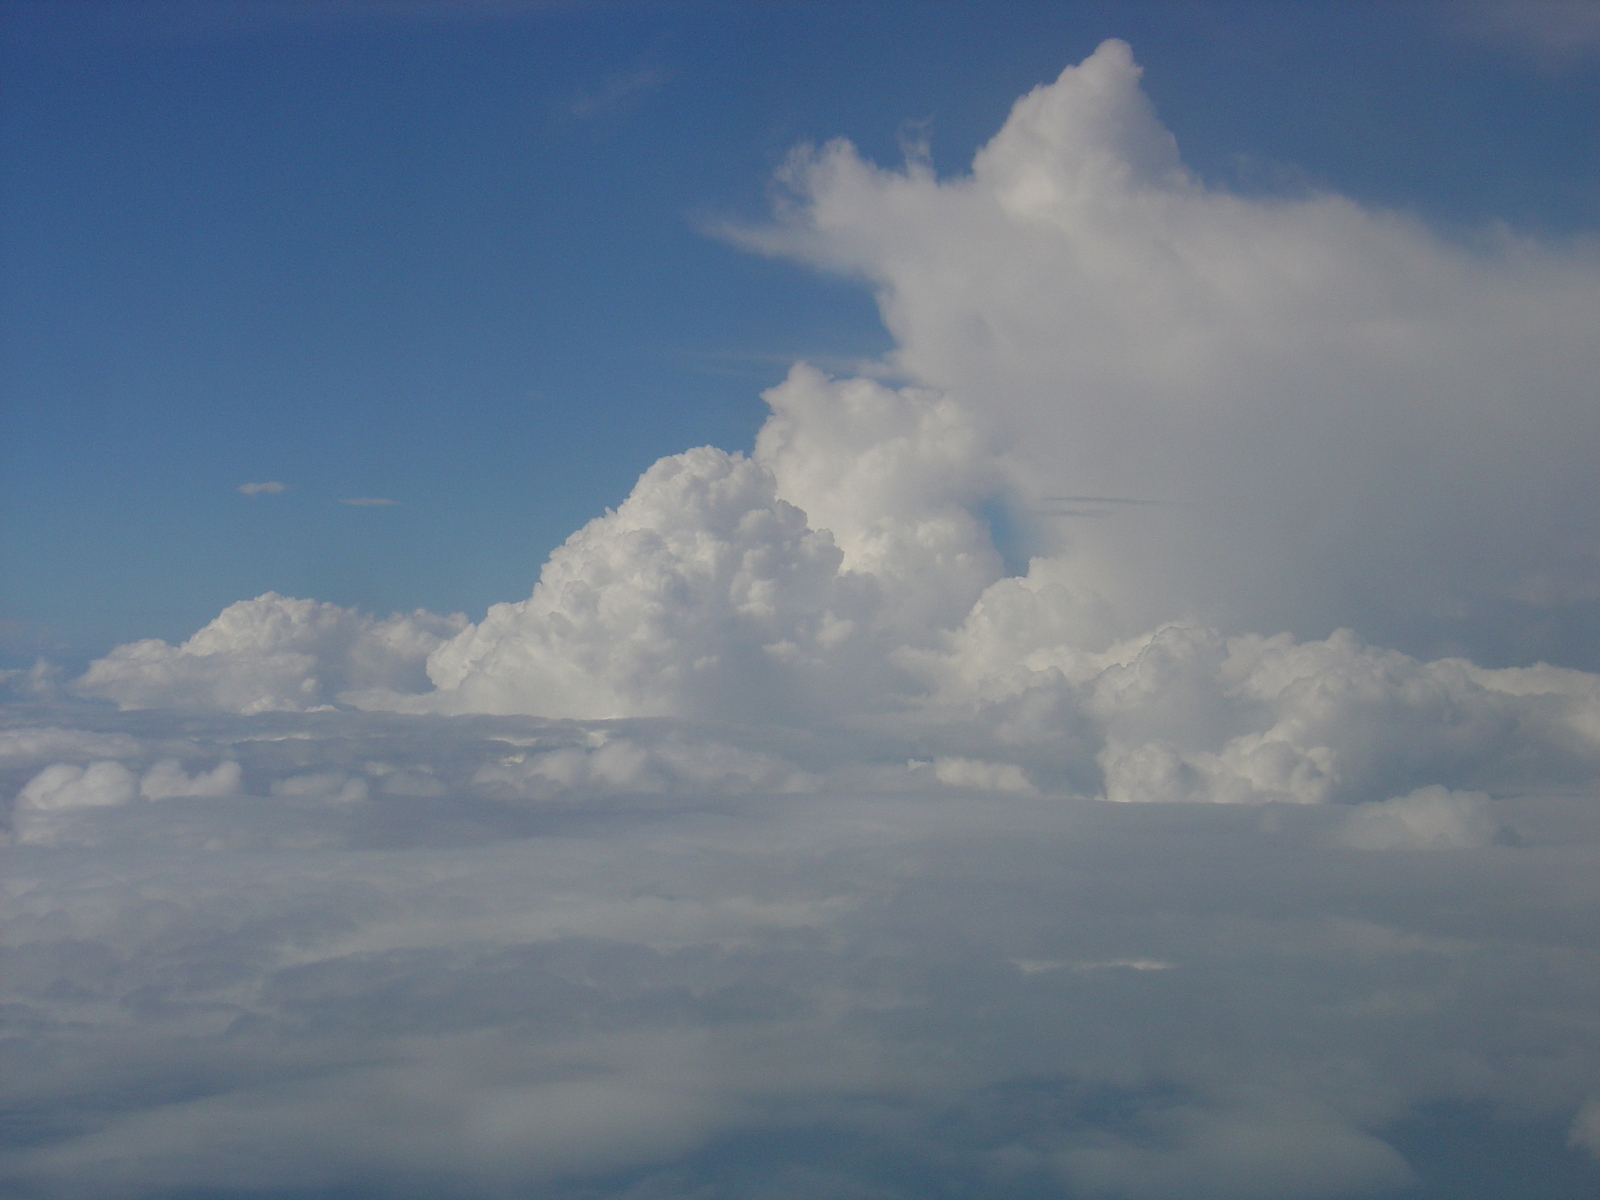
[[85, 42, 1600, 732], [1335, 785, 1504, 850], [388, 367, 1000, 722], [733, 38, 1600, 665], [11, 759, 138, 844], [139, 758, 243, 800], [17, 759, 137, 811], [75, 592, 467, 713], [238, 480, 286, 495]]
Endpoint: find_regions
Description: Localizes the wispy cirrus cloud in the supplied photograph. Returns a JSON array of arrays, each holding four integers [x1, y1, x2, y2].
[[339, 496, 399, 506], [564, 64, 669, 121], [1452, 0, 1600, 65], [16, 0, 581, 43], [237, 481, 286, 496]]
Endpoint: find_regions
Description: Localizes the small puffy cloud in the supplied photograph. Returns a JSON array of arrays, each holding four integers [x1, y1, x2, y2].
[[17, 760, 137, 811], [1572, 1096, 1600, 1159], [927, 756, 1036, 793], [1458, 1, 1600, 64], [12, 759, 138, 844], [238, 481, 286, 495], [1336, 786, 1504, 850], [139, 759, 242, 801], [340, 496, 400, 506], [565, 64, 669, 120], [0, 658, 63, 701]]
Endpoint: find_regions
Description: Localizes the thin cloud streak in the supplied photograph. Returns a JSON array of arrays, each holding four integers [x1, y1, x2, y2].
[[564, 64, 670, 121]]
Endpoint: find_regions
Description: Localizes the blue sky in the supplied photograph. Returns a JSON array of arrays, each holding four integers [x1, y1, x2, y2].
[[3, 0, 1597, 664]]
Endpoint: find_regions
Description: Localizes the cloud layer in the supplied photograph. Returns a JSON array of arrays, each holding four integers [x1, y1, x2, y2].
[[4, 709, 1600, 1198]]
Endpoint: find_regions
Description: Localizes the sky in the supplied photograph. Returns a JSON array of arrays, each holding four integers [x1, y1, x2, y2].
[[3, 0, 1599, 663], [4, 3, 1600, 1199]]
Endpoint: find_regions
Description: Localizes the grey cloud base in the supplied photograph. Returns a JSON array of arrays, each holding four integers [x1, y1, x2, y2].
[[11, 38, 1600, 1199], [4, 707, 1600, 1199]]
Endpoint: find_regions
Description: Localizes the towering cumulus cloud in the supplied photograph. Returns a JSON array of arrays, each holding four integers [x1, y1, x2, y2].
[[77, 40, 1600, 727], [742, 39, 1600, 661], [11, 41, 1600, 1200]]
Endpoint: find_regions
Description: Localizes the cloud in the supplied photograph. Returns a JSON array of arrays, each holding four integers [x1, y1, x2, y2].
[[340, 496, 400, 506], [238, 481, 286, 495], [35, 0, 576, 44], [1573, 1096, 1600, 1159], [74, 592, 467, 712], [3, 708, 1600, 1197], [1335, 785, 1505, 850], [565, 64, 670, 121], [66, 45, 1600, 823], [12, 759, 138, 844], [0, 726, 142, 765], [1456, 1, 1600, 64], [140, 758, 243, 800], [17, 760, 137, 812], [334, 367, 1002, 723], [14, 40, 1600, 1197], [730, 38, 1600, 666]]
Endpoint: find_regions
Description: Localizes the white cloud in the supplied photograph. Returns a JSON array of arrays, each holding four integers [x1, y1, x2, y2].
[[929, 755, 1036, 793], [139, 758, 242, 800], [17, 760, 137, 811], [238, 480, 286, 495], [473, 733, 819, 799], [1459, 1, 1600, 63], [12, 759, 138, 844], [1335, 786, 1504, 850], [0, 726, 143, 765], [75, 592, 466, 712], [64, 46, 1600, 841], [1572, 1095, 1600, 1159], [566, 64, 669, 120], [732, 38, 1600, 663], [340, 496, 399, 506], [3, 710, 1598, 1197]]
